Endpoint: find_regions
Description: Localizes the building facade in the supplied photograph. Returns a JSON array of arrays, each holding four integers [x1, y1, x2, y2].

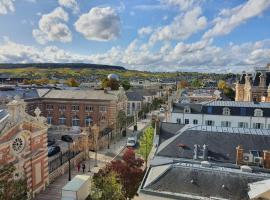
[[0, 98, 49, 197], [171, 101, 270, 129], [235, 63, 270, 102], [26, 88, 127, 132]]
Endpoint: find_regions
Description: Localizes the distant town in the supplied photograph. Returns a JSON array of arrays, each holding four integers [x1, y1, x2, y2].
[[1, 62, 270, 200]]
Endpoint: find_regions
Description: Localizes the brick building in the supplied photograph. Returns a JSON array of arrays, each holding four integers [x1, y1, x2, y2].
[[26, 88, 128, 132], [0, 98, 49, 197]]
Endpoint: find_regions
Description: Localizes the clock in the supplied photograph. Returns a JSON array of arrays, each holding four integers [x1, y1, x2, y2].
[[12, 136, 25, 153]]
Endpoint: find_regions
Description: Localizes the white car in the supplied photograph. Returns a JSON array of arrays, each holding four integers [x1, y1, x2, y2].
[[126, 135, 137, 147]]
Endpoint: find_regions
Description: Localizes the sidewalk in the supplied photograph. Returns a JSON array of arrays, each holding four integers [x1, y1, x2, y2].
[[34, 115, 151, 200]]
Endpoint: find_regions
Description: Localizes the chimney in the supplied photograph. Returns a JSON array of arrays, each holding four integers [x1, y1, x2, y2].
[[259, 73, 266, 88], [193, 144, 198, 160], [202, 144, 208, 160], [236, 145, 244, 165], [263, 150, 270, 169]]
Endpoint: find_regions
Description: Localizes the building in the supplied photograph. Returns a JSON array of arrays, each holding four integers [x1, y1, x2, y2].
[[171, 101, 270, 129], [126, 91, 144, 116], [25, 88, 127, 132], [139, 123, 270, 199], [235, 63, 270, 102], [0, 98, 49, 197]]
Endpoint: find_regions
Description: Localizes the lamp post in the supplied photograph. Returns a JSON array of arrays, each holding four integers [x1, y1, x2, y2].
[[61, 135, 73, 181]]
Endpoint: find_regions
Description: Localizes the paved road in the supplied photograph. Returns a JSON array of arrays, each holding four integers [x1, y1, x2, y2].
[[34, 113, 153, 200]]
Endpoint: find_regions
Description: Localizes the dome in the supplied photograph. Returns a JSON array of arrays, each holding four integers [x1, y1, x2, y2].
[[107, 74, 119, 81]]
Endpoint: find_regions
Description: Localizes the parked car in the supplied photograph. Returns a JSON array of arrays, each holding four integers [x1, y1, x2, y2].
[[126, 134, 138, 147], [48, 145, 61, 157]]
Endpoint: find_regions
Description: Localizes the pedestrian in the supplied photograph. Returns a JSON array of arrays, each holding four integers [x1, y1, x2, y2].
[[82, 163, 86, 173], [77, 163, 80, 172]]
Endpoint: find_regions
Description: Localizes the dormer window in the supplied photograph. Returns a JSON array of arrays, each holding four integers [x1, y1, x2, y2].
[[223, 107, 230, 115], [184, 106, 191, 113], [254, 109, 263, 117]]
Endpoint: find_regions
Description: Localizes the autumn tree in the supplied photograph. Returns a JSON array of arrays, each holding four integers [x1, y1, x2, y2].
[[0, 164, 28, 200], [218, 80, 227, 90], [89, 171, 124, 200], [109, 149, 144, 199], [65, 78, 79, 87], [138, 126, 154, 167], [101, 78, 120, 90], [177, 80, 189, 89], [218, 80, 235, 100]]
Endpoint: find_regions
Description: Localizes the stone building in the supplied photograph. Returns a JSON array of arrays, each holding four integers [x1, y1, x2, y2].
[[25, 88, 127, 133], [235, 63, 270, 102], [0, 97, 49, 197]]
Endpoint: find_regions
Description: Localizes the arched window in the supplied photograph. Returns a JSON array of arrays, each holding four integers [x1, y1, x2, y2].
[[254, 109, 263, 117], [223, 107, 230, 115], [184, 106, 191, 113], [72, 115, 80, 126], [59, 115, 66, 125], [85, 116, 93, 127]]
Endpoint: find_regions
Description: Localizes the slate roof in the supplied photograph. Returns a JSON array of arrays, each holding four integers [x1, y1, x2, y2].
[[126, 91, 144, 101], [157, 125, 270, 163], [40, 89, 119, 100], [159, 122, 185, 144], [0, 89, 40, 100], [131, 89, 157, 96], [143, 163, 265, 200], [173, 101, 270, 117]]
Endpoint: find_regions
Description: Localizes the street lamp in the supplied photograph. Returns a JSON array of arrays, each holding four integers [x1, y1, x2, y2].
[[61, 135, 73, 181]]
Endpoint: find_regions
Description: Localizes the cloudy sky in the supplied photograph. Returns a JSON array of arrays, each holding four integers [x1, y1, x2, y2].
[[0, 0, 270, 72]]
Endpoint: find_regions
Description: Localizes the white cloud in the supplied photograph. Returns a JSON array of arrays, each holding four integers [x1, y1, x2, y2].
[[74, 7, 120, 41], [161, 0, 200, 11], [138, 26, 153, 36], [149, 7, 207, 44], [32, 7, 72, 44], [0, 0, 15, 15], [58, 0, 79, 14], [203, 0, 270, 39]]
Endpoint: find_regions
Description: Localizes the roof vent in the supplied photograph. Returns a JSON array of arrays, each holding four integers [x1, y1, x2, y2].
[[201, 161, 211, 168], [240, 165, 253, 173]]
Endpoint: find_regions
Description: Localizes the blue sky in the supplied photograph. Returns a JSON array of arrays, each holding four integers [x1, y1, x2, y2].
[[0, 0, 270, 72]]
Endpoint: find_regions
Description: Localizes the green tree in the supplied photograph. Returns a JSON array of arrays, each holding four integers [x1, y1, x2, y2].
[[116, 110, 127, 136], [89, 171, 125, 200], [191, 79, 202, 88], [138, 126, 154, 167], [102, 78, 120, 90], [121, 80, 131, 91], [0, 164, 28, 200]]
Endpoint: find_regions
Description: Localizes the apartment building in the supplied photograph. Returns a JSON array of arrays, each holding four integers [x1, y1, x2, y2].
[[171, 101, 270, 129]]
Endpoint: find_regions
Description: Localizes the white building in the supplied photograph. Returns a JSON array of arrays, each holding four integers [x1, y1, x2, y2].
[[171, 101, 270, 129], [126, 91, 144, 116]]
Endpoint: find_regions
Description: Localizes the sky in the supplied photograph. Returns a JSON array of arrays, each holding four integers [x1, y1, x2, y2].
[[0, 0, 270, 73]]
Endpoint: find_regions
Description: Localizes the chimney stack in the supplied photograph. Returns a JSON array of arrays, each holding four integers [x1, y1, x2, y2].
[[236, 145, 244, 165], [263, 150, 270, 169]]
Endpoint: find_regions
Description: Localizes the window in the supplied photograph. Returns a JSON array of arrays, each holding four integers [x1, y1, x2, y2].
[[193, 119, 198, 125], [184, 119, 189, 124], [72, 115, 80, 126], [253, 123, 264, 129], [205, 120, 214, 126], [177, 118, 181, 124], [240, 108, 246, 116], [223, 107, 230, 115], [59, 104, 66, 111], [254, 109, 263, 117], [59, 115, 66, 125], [85, 116, 93, 127], [72, 105, 79, 111], [137, 102, 141, 110], [99, 106, 107, 112], [184, 106, 191, 113], [47, 115, 52, 124], [221, 121, 231, 127], [46, 104, 53, 110], [85, 105, 93, 112], [207, 106, 213, 114], [238, 122, 248, 128]]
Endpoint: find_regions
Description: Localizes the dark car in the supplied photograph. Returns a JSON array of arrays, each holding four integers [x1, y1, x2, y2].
[[48, 146, 61, 157]]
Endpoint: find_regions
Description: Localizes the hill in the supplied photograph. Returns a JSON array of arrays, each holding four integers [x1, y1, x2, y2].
[[0, 63, 126, 71]]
